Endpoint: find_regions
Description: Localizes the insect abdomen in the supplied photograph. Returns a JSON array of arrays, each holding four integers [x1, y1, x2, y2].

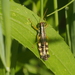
[[38, 42, 50, 60]]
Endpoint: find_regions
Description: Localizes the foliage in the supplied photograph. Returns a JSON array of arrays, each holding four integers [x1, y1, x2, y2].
[[0, 0, 75, 75]]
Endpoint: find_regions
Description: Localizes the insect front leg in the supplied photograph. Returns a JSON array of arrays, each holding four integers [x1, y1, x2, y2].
[[28, 18, 38, 31], [44, 23, 48, 28], [31, 25, 38, 31]]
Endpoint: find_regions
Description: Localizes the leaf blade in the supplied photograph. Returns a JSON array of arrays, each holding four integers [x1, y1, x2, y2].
[[0, 1, 75, 75]]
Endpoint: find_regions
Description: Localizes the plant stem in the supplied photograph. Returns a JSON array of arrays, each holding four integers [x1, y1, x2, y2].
[[70, 1, 75, 57], [65, 7, 71, 49], [53, 0, 59, 31], [1, 0, 11, 74], [40, 0, 43, 21], [47, 0, 75, 17], [0, 24, 6, 74]]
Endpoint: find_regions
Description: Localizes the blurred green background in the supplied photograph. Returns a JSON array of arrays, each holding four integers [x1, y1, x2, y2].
[[0, 0, 75, 75]]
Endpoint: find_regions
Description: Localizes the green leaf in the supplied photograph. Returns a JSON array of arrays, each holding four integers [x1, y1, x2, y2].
[[0, 1, 75, 75], [25, 64, 37, 74], [0, 24, 7, 70]]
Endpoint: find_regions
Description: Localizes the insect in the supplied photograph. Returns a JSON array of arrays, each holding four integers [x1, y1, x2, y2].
[[37, 22, 50, 60], [29, 19, 50, 60]]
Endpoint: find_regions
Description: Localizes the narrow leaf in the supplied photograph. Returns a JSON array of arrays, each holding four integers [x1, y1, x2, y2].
[[0, 24, 7, 70], [0, 1, 75, 75]]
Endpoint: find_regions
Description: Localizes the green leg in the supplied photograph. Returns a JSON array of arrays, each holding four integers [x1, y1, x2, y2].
[[37, 35, 40, 42], [45, 23, 48, 28], [28, 18, 38, 31], [31, 25, 38, 31]]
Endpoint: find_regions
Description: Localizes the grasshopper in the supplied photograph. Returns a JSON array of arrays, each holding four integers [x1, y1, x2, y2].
[[37, 22, 49, 60], [29, 19, 50, 60]]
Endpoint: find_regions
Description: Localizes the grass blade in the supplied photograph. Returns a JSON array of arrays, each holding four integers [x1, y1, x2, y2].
[[0, 1, 75, 75], [65, 7, 71, 49], [53, 0, 59, 31], [70, 0, 75, 57], [0, 23, 7, 71], [1, 0, 11, 73], [47, 0, 75, 17]]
